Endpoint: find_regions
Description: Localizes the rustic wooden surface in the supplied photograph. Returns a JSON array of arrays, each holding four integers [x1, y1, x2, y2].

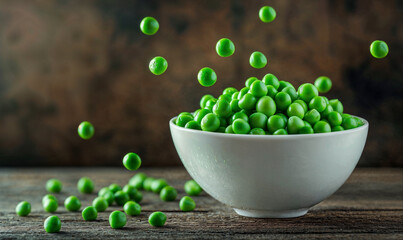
[[0, 168, 402, 239]]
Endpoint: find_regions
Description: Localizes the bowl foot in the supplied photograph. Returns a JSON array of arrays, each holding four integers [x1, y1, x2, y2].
[[233, 208, 308, 218]]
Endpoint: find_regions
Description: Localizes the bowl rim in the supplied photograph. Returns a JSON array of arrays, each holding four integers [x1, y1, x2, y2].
[[169, 115, 369, 139]]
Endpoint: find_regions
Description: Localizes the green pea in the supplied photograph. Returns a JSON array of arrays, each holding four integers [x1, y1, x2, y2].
[[323, 96, 330, 105], [293, 99, 308, 113], [245, 77, 258, 88], [204, 98, 217, 111], [327, 111, 342, 127], [77, 177, 94, 194], [287, 102, 305, 119], [277, 113, 288, 124], [329, 99, 344, 114], [303, 121, 312, 128], [225, 125, 234, 133], [278, 81, 293, 91], [232, 92, 239, 100], [213, 99, 231, 118], [216, 38, 235, 57], [201, 113, 220, 132], [217, 126, 226, 133], [267, 115, 286, 133], [143, 177, 155, 191], [370, 40, 388, 58], [218, 94, 232, 103], [342, 117, 358, 130], [275, 92, 292, 111], [43, 199, 58, 213], [109, 211, 127, 229], [16, 201, 31, 216], [114, 190, 130, 206], [200, 94, 214, 108], [266, 85, 278, 98], [240, 109, 253, 116], [282, 86, 298, 101], [239, 93, 257, 110], [185, 120, 201, 130], [151, 179, 168, 193], [250, 128, 266, 135], [193, 109, 201, 117], [123, 185, 142, 203], [249, 80, 268, 98], [287, 116, 305, 134], [230, 99, 241, 112], [223, 87, 238, 96], [238, 87, 250, 99], [184, 180, 202, 196], [309, 96, 327, 112], [249, 51, 267, 69], [219, 117, 227, 127], [256, 96, 276, 117], [198, 67, 217, 87], [194, 109, 211, 124], [42, 194, 57, 205], [44, 216, 61, 233], [102, 191, 115, 205], [259, 6, 276, 23], [82, 206, 98, 221], [129, 172, 147, 189], [92, 197, 108, 212], [249, 112, 268, 129], [179, 196, 196, 212], [314, 76, 332, 93], [176, 113, 194, 127], [123, 201, 141, 216], [298, 126, 314, 134], [148, 211, 167, 227], [313, 121, 331, 133], [109, 183, 122, 194], [46, 179, 62, 193], [304, 109, 321, 125], [232, 119, 251, 134], [78, 121, 95, 140], [160, 186, 178, 201], [321, 104, 334, 118], [64, 196, 81, 212], [140, 16, 159, 35], [332, 126, 344, 132], [149, 56, 168, 75], [342, 113, 352, 119], [273, 129, 288, 135], [122, 152, 142, 171], [262, 73, 279, 89], [297, 83, 318, 103], [354, 117, 365, 127]]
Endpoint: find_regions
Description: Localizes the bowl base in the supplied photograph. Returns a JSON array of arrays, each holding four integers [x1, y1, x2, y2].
[[233, 208, 308, 218]]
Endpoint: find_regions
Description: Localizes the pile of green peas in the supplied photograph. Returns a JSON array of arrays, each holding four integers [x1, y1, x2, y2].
[[175, 74, 365, 135]]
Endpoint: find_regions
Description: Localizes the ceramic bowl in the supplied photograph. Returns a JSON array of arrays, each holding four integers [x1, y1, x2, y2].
[[169, 117, 368, 218]]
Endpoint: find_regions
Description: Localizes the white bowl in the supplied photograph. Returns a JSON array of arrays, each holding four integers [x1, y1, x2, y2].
[[169, 117, 369, 218]]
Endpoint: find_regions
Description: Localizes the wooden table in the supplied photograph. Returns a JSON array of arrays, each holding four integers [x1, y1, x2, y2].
[[0, 168, 402, 239]]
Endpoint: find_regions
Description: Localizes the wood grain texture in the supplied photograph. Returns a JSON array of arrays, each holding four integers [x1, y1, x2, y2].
[[0, 168, 402, 239]]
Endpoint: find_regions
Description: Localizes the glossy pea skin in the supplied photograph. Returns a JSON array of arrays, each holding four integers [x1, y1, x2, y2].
[[321, 104, 334, 118], [370, 40, 389, 58], [124, 201, 141, 216], [354, 117, 365, 126], [184, 180, 202, 196], [245, 77, 258, 88], [313, 121, 331, 133], [143, 177, 155, 191], [109, 184, 121, 193], [287, 102, 305, 119], [298, 83, 318, 103], [102, 191, 115, 205], [262, 73, 279, 90], [218, 93, 232, 103], [42, 194, 57, 205], [82, 206, 98, 221], [176, 113, 194, 127], [314, 76, 332, 93], [232, 119, 251, 134], [201, 113, 220, 132], [232, 92, 239, 100], [225, 125, 234, 133], [309, 96, 327, 112], [267, 115, 286, 133], [304, 121, 312, 128], [78, 121, 95, 140], [278, 81, 293, 91], [249, 112, 268, 129], [249, 80, 268, 98], [329, 99, 344, 114], [293, 99, 308, 113], [250, 128, 266, 135], [304, 109, 321, 125], [140, 17, 159, 35], [44, 216, 61, 233], [92, 197, 108, 212], [149, 211, 167, 227], [332, 126, 344, 132], [273, 129, 288, 135], [149, 56, 168, 75], [64, 196, 81, 211], [77, 177, 94, 194], [123, 152, 141, 171], [249, 51, 267, 69], [43, 199, 58, 212], [299, 126, 314, 134], [275, 92, 292, 111], [223, 87, 238, 96], [342, 117, 358, 130], [194, 109, 211, 124], [185, 120, 201, 130], [238, 93, 257, 110], [198, 67, 217, 87], [129, 172, 147, 189], [46, 179, 62, 193], [179, 196, 196, 212], [205, 98, 217, 111], [200, 94, 214, 108], [277, 113, 288, 124], [238, 87, 250, 100], [213, 99, 231, 118], [256, 96, 276, 117], [123, 185, 142, 203], [216, 38, 235, 57], [287, 116, 305, 134], [109, 211, 127, 229], [151, 179, 168, 193], [327, 111, 342, 127], [16, 201, 31, 216], [266, 85, 278, 98], [114, 190, 130, 206], [230, 99, 241, 112], [282, 86, 298, 101], [259, 6, 276, 23], [160, 186, 178, 201]]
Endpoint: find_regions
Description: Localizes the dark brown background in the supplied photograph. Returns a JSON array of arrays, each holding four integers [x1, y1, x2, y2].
[[0, 0, 401, 167]]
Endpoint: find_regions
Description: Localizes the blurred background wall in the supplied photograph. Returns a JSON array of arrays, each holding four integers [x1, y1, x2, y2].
[[0, 0, 401, 167]]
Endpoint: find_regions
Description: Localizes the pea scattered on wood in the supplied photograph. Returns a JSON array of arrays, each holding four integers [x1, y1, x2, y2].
[[109, 211, 127, 229], [148, 211, 167, 227], [44, 216, 61, 233], [82, 206, 98, 221], [46, 179, 62, 193], [179, 196, 196, 212], [77, 177, 94, 194], [64, 196, 81, 212], [16, 201, 31, 216], [123, 201, 141, 216]]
